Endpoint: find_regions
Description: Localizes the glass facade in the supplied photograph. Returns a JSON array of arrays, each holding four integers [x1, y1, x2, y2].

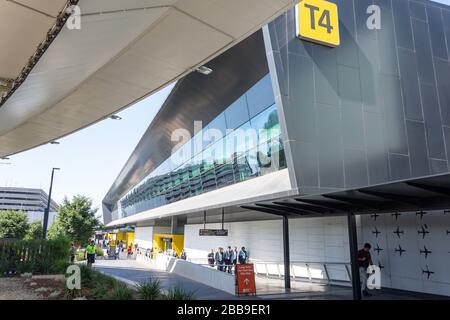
[[118, 74, 286, 218]]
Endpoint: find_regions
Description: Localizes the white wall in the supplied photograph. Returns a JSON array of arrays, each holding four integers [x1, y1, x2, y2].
[[360, 210, 450, 296], [184, 216, 350, 282], [185, 217, 349, 262], [184, 211, 450, 296], [134, 226, 153, 249]]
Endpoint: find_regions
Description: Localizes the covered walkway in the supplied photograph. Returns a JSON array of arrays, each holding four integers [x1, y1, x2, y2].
[[92, 259, 446, 300]]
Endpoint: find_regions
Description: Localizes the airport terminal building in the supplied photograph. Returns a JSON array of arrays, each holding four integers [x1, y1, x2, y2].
[[103, 0, 450, 297]]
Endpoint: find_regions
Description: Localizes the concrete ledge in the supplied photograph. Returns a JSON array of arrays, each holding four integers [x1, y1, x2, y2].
[[146, 253, 236, 295]]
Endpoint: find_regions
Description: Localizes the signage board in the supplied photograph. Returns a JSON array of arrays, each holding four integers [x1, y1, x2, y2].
[[199, 229, 228, 236], [297, 0, 340, 47], [236, 264, 256, 295]]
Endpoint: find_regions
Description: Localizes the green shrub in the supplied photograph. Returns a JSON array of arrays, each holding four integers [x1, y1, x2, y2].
[[96, 247, 104, 257], [109, 283, 135, 300], [76, 249, 86, 261], [79, 265, 94, 288], [161, 285, 195, 300], [24, 221, 42, 240], [64, 287, 82, 300], [0, 238, 70, 275], [93, 271, 117, 288], [137, 278, 161, 300], [90, 284, 109, 300]]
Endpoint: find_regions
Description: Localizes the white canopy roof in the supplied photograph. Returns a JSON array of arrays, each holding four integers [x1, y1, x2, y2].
[[0, 0, 294, 157]]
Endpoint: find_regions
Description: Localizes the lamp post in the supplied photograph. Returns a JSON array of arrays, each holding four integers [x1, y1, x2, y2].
[[42, 167, 60, 239]]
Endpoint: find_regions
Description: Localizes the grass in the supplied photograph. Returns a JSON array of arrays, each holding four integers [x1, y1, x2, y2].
[[137, 278, 161, 300], [65, 266, 195, 300], [109, 283, 135, 300], [161, 285, 196, 300]]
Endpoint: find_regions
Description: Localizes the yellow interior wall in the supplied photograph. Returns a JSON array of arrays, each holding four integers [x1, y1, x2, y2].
[[126, 232, 135, 247], [153, 233, 184, 256], [116, 232, 125, 243]]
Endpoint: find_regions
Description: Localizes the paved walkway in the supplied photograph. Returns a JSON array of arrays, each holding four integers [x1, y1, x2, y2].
[[93, 259, 236, 300], [93, 259, 447, 300]]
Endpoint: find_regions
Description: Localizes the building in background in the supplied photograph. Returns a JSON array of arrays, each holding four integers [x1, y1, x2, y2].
[[103, 0, 450, 298], [0, 187, 58, 226]]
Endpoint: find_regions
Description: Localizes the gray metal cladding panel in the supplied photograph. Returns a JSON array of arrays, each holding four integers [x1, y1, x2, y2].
[[103, 30, 270, 208], [266, 0, 450, 194]]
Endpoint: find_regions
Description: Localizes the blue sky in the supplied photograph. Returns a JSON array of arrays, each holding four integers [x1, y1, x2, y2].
[[1, 1, 450, 220], [0, 84, 174, 218]]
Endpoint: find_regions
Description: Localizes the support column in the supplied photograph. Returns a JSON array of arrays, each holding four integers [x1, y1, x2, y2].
[[347, 212, 361, 300], [282, 215, 291, 290]]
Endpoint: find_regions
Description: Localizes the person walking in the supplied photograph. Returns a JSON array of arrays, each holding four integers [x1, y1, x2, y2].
[[357, 243, 373, 297], [69, 243, 76, 263], [85, 240, 96, 268], [207, 249, 215, 267], [238, 246, 248, 264]]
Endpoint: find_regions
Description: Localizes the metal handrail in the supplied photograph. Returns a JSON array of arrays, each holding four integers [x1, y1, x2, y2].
[[250, 260, 352, 285]]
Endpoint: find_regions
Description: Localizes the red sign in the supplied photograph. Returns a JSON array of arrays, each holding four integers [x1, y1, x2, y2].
[[236, 264, 256, 295]]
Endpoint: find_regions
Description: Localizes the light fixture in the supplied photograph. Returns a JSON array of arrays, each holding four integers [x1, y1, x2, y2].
[[195, 65, 213, 75], [1, 157, 9, 160], [50, 141, 60, 145], [110, 115, 122, 120]]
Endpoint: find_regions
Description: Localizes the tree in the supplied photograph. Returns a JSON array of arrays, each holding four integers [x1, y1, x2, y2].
[[24, 221, 43, 240], [48, 195, 100, 245], [0, 210, 29, 239]]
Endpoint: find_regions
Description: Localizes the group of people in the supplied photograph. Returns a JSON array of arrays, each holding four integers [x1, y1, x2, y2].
[[207, 246, 249, 273]]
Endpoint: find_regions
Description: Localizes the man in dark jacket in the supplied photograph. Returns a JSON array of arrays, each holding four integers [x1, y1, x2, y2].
[[357, 243, 373, 297], [207, 249, 215, 267], [238, 247, 248, 264], [215, 248, 224, 271], [224, 246, 233, 273]]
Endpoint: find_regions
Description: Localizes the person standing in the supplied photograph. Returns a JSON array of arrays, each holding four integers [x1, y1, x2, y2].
[[224, 246, 233, 273], [85, 240, 96, 268], [207, 249, 215, 267], [232, 247, 238, 272], [357, 243, 373, 297], [215, 248, 224, 271], [238, 247, 248, 264], [180, 250, 187, 260]]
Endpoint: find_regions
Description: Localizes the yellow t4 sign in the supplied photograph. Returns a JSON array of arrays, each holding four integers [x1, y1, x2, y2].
[[297, 0, 340, 47]]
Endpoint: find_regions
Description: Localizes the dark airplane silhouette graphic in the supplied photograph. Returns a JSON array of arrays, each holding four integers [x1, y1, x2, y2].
[[395, 245, 406, 256], [418, 224, 430, 239], [422, 265, 434, 280], [378, 261, 385, 270], [372, 228, 381, 238], [416, 211, 428, 220], [371, 213, 380, 221], [420, 246, 432, 259], [374, 244, 383, 255], [391, 212, 402, 220], [393, 226, 404, 239]]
